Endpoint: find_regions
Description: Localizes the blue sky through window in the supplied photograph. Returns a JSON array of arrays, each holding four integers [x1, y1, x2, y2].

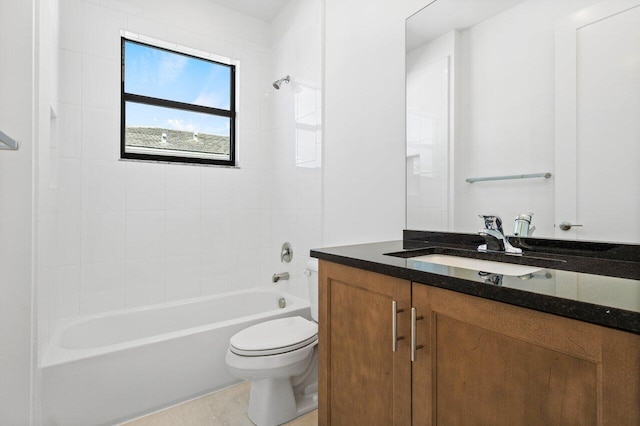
[[124, 40, 232, 137]]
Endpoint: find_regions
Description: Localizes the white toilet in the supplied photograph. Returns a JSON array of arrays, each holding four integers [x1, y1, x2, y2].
[[225, 259, 319, 426]]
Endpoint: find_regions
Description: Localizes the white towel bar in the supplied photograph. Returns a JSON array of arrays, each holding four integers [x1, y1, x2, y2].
[[466, 172, 551, 183]]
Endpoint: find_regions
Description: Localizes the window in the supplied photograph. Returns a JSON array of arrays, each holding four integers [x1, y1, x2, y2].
[[121, 37, 236, 166]]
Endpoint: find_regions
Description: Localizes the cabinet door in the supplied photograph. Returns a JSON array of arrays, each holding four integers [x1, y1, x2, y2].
[[411, 284, 640, 426], [319, 261, 411, 425]]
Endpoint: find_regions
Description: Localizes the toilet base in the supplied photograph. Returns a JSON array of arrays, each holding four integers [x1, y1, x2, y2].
[[247, 378, 317, 426], [225, 319, 319, 426]]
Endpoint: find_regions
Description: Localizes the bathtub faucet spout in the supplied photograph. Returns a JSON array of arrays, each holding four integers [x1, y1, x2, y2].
[[272, 272, 290, 283]]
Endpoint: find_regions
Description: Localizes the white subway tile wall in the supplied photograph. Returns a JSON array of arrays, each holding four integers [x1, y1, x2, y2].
[[38, 0, 323, 352]]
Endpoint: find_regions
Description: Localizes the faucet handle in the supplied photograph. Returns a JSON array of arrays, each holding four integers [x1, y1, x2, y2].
[[479, 214, 503, 233], [280, 242, 293, 263]]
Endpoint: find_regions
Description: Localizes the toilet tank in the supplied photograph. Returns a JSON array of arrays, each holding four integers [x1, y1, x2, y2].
[[305, 259, 319, 322]]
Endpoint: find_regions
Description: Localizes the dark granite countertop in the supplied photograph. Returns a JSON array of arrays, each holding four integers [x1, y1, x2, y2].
[[310, 231, 640, 335]]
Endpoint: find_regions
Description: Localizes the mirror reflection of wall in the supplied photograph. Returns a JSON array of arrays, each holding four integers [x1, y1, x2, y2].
[[406, 0, 640, 244], [406, 32, 455, 231]]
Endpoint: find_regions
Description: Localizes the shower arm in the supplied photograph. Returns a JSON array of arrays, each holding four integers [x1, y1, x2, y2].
[[272, 75, 290, 89]]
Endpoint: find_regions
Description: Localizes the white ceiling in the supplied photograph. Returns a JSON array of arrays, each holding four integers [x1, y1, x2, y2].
[[407, 0, 526, 51], [209, 0, 290, 22]]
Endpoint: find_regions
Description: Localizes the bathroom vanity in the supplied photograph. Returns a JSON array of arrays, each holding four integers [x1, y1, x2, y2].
[[311, 232, 640, 425]]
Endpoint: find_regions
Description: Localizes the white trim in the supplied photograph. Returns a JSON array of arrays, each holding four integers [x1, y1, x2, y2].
[[120, 30, 238, 67]]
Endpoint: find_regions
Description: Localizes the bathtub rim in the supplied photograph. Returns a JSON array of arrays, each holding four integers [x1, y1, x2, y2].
[[42, 287, 310, 368]]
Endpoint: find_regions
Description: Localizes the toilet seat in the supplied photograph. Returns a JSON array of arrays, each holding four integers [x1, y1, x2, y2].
[[230, 316, 318, 356]]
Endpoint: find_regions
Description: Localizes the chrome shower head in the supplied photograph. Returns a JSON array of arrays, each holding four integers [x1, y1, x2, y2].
[[273, 75, 290, 90]]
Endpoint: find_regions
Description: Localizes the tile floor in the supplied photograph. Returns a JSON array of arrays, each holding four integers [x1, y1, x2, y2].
[[122, 382, 318, 426]]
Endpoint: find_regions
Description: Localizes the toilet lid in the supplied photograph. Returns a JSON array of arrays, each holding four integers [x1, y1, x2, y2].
[[230, 316, 318, 356]]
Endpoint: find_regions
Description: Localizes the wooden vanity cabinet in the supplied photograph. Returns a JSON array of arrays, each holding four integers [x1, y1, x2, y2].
[[318, 260, 412, 425], [319, 260, 640, 426], [411, 284, 640, 425]]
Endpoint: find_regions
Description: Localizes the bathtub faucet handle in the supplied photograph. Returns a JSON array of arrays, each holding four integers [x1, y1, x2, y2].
[[272, 272, 290, 283], [280, 242, 293, 263]]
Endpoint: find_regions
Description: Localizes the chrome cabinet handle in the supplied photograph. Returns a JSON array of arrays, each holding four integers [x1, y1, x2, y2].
[[392, 301, 404, 352], [559, 221, 583, 231], [411, 308, 424, 362]]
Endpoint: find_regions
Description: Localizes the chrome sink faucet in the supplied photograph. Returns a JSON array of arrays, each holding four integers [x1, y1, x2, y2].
[[478, 214, 522, 255]]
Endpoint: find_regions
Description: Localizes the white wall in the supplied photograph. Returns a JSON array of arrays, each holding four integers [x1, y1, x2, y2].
[[38, 0, 273, 337], [268, 0, 323, 299], [42, 0, 272, 319], [453, 0, 597, 235], [0, 0, 35, 423], [322, 0, 425, 246], [36, 0, 60, 369], [406, 31, 458, 232], [38, 0, 323, 359]]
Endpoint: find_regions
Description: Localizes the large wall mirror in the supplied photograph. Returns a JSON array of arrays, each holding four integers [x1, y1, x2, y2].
[[406, 0, 640, 244]]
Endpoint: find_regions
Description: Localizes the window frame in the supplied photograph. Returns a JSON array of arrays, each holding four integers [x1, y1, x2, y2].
[[120, 36, 237, 166]]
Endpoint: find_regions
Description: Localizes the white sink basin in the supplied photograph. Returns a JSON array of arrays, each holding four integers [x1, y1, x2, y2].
[[409, 254, 542, 276]]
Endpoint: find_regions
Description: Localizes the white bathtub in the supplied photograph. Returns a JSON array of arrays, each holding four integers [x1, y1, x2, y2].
[[41, 288, 310, 426]]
